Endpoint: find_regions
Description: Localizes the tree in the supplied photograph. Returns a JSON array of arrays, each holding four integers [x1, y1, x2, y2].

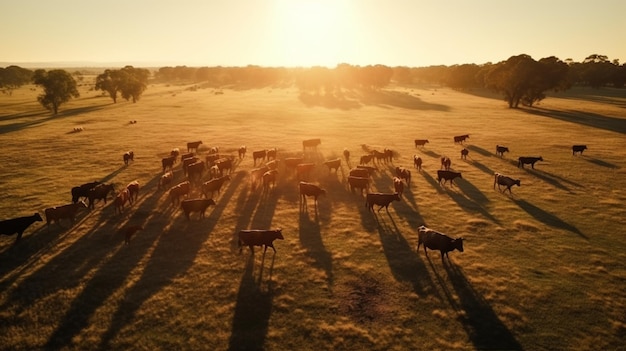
[[0, 65, 33, 95], [95, 69, 122, 103], [95, 66, 150, 103], [32, 69, 79, 114]]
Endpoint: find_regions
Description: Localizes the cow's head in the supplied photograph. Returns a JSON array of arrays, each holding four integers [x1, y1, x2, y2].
[[274, 229, 284, 240], [454, 238, 465, 252]]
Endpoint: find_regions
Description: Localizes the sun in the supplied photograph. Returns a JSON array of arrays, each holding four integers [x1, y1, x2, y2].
[[270, 0, 354, 67]]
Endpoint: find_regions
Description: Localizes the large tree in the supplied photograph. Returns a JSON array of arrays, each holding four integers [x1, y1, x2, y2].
[[32, 69, 79, 114], [0, 65, 33, 95], [95, 69, 123, 103], [95, 66, 150, 103]]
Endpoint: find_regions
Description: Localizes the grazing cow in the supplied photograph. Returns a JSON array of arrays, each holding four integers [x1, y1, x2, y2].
[[296, 163, 315, 180], [262, 169, 278, 191], [114, 188, 131, 214], [454, 134, 470, 144], [44, 201, 87, 231], [284, 157, 305, 171], [187, 161, 206, 182], [343, 148, 350, 163], [238, 145, 247, 159], [393, 177, 405, 196], [360, 154, 374, 166], [202, 175, 231, 198], [494, 173, 521, 194], [0, 213, 43, 241], [162, 155, 177, 173], [187, 140, 202, 153], [323, 158, 341, 173], [121, 225, 143, 245], [159, 171, 173, 190], [126, 181, 140, 204], [496, 145, 509, 157], [572, 145, 588, 156], [214, 157, 234, 176], [87, 183, 115, 209], [395, 166, 411, 185], [518, 156, 543, 169], [238, 229, 284, 254], [348, 176, 369, 195], [302, 138, 321, 151], [365, 192, 401, 212], [349, 168, 369, 178], [299, 181, 326, 208], [123, 151, 134, 165], [71, 181, 101, 203], [181, 198, 216, 220], [169, 181, 191, 205], [440, 157, 451, 170], [267, 148, 277, 160], [417, 225, 465, 263], [461, 148, 469, 160], [250, 166, 269, 190], [253, 150, 267, 166], [413, 155, 422, 171], [437, 170, 462, 186], [414, 139, 429, 148]]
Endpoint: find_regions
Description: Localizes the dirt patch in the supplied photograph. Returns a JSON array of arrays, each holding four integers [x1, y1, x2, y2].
[[334, 273, 391, 324]]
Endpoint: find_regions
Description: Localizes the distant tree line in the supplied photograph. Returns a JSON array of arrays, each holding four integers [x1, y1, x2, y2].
[[1, 53, 624, 112]]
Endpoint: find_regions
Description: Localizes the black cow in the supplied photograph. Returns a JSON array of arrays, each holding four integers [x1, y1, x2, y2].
[[437, 170, 462, 186], [494, 173, 521, 194], [0, 213, 43, 241], [238, 229, 284, 254], [518, 156, 543, 169], [496, 145, 509, 157], [181, 198, 216, 220], [417, 225, 464, 263], [71, 181, 101, 203], [572, 145, 587, 156], [365, 192, 401, 212]]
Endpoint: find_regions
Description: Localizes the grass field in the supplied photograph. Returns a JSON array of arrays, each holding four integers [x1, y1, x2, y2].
[[1, 81, 625, 350]]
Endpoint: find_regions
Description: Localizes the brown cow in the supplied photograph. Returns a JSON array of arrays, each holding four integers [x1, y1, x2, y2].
[[169, 181, 190, 205], [114, 188, 130, 214], [323, 158, 341, 173], [44, 201, 87, 231], [417, 225, 464, 263], [299, 181, 326, 209], [365, 192, 401, 212], [126, 181, 139, 204], [238, 229, 284, 254], [181, 198, 216, 220], [413, 155, 422, 171], [348, 176, 369, 195], [187, 140, 202, 153], [202, 175, 231, 198]]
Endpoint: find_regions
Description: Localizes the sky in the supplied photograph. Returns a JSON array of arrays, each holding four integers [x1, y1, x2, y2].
[[1, 0, 624, 68]]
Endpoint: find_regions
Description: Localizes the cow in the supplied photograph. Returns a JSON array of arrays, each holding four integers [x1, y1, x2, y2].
[[0, 213, 43, 241], [371, 150, 387, 164], [302, 138, 321, 151], [169, 181, 190, 205], [494, 173, 521, 194], [253, 150, 267, 166], [114, 188, 130, 214], [454, 134, 469, 144], [518, 156, 543, 169], [440, 157, 451, 170], [496, 145, 509, 157], [126, 181, 140, 204], [187, 161, 206, 182], [250, 166, 269, 190], [384, 148, 394, 163], [159, 171, 173, 190], [181, 152, 195, 162], [182, 156, 200, 176], [323, 158, 341, 173], [356, 165, 377, 176], [206, 153, 221, 166], [170, 148, 180, 158], [296, 163, 315, 180], [262, 169, 278, 191], [181, 198, 216, 220], [266, 159, 278, 171], [121, 225, 143, 245], [414, 139, 429, 148], [238, 145, 247, 159], [417, 225, 464, 263], [393, 177, 405, 196], [359, 154, 374, 165], [71, 181, 101, 203], [238, 229, 284, 254], [437, 170, 462, 186], [365, 192, 401, 212], [267, 148, 277, 160], [87, 183, 115, 209], [348, 176, 369, 195], [123, 151, 134, 165], [349, 168, 369, 178], [343, 148, 350, 163], [187, 140, 202, 153], [284, 157, 305, 171], [44, 200, 87, 231], [214, 157, 234, 176], [162, 155, 177, 173], [413, 155, 422, 171], [299, 181, 326, 208], [572, 145, 588, 156], [201, 175, 230, 198], [461, 148, 469, 160], [395, 166, 411, 185]]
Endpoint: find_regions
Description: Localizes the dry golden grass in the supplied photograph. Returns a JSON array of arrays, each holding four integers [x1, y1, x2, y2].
[[1, 81, 625, 350]]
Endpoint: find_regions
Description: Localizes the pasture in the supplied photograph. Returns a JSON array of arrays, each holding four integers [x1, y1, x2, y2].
[[1, 81, 625, 350]]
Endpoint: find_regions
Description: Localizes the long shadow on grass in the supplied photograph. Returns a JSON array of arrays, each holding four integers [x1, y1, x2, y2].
[[299, 210, 333, 287], [360, 89, 450, 111], [523, 107, 626, 135], [513, 199, 587, 239], [0, 104, 109, 135], [445, 181, 500, 225], [470, 160, 496, 176], [466, 145, 493, 157], [442, 262, 523, 350], [376, 213, 439, 297], [584, 157, 619, 169]]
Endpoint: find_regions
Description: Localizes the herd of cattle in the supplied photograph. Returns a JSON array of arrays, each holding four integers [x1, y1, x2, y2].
[[0, 135, 589, 262]]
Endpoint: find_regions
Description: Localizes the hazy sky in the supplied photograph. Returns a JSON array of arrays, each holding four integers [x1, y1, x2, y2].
[[1, 0, 624, 67]]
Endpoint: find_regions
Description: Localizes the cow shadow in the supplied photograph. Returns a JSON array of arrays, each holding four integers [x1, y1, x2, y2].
[[228, 253, 274, 351], [420, 149, 441, 159], [299, 211, 333, 288], [523, 107, 626, 135], [583, 157, 619, 169], [446, 182, 500, 224], [513, 199, 587, 239], [443, 262, 523, 350], [376, 214, 439, 298], [0, 105, 109, 135], [466, 145, 493, 157], [470, 160, 495, 176], [421, 171, 446, 194]]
